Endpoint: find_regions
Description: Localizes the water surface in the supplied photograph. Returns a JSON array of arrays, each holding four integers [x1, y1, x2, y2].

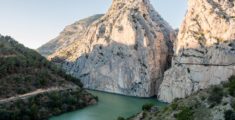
[[50, 90, 166, 120]]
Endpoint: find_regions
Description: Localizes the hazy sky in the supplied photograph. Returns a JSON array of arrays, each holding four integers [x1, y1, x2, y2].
[[0, 0, 187, 49]]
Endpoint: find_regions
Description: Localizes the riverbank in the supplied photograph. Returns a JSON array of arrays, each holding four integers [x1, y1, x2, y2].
[[0, 89, 97, 120], [50, 90, 167, 120]]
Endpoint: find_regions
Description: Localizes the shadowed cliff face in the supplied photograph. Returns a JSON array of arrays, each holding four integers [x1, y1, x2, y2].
[[52, 42, 173, 97], [158, 0, 235, 103], [49, 0, 175, 97]]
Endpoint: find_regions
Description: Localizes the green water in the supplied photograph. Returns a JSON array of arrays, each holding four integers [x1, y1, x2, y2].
[[50, 90, 166, 120]]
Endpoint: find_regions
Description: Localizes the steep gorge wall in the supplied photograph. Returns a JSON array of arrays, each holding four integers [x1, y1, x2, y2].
[[49, 0, 175, 97], [158, 0, 235, 102]]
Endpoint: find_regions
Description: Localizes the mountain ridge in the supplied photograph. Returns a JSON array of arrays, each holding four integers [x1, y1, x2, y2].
[[46, 0, 176, 97], [37, 14, 104, 57]]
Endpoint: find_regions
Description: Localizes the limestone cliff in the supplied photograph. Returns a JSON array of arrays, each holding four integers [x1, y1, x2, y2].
[[158, 0, 235, 102], [37, 14, 103, 57], [49, 0, 175, 97]]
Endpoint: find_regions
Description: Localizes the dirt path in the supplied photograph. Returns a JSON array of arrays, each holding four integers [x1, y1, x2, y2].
[[0, 54, 17, 58], [0, 85, 78, 104]]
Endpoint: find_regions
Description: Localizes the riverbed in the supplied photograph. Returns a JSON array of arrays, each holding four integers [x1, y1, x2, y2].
[[50, 90, 166, 120]]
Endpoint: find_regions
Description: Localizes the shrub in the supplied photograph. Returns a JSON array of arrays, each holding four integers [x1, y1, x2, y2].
[[142, 103, 154, 111], [30, 104, 39, 119], [200, 94, 206, 101], [208, 86, 224, 104], [171, 102, 178, 110], [232, 100, 235, 110], [176, 107, 193, 120], [224, 110, 235, 120], [142, 111, 147, 118], [94, 96, 99, 101], [117, 116, 125, 120], [228, 76, 235, 96], [49, 92, 62, 108], [134, 44, 138, 50], [0, 109, 11, 120], [65, 95, 77, 105], [162, 106, 170, 113]]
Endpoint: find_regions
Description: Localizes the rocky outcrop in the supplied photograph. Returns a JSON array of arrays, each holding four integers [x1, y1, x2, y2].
[[37, 14, 103, 57], [129, 76, 235, 120], [158, 0, 235, 103], [49, 0, 175, 97]]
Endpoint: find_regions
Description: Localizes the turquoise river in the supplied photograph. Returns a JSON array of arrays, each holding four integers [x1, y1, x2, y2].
[[50, 90, 166, 120]]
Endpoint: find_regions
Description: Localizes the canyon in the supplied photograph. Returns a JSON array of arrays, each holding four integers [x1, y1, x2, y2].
[[1, 0, 235, 120], [158, 0, 235, 102], [38, 0, 235, 104], [39, 0, 175, 97]]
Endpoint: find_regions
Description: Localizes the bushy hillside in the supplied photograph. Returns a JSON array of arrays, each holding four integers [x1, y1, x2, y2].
[[127, 76, 235, 120], [0, 35, 97, 120], [0, 35, 82, 98]]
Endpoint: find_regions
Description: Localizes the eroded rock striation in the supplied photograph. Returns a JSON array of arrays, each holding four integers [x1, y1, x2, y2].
[[37, 14, 103, 57], [49, 0, 175, 97], [158, 0, 235, 102]]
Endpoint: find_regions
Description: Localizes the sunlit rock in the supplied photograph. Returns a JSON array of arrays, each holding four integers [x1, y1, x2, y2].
[[158, 0, 235, 102], [48, 0, 175, 97]]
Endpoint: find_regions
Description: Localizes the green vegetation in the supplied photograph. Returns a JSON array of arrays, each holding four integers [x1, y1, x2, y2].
[[208, 86, 224, 104], [224, 110, 235, 120], [175, 107, 193, 120], [0, 89, 95, 120], [128, 76, 235, 120], [0, 35, 96, 120], [0, 35, 82, 98], [227, 76, 235, 96], [142, 103, 154, 111], [171, 102, 178, 110], [117, 116, 125, 120], [231, 100, 235, 110]]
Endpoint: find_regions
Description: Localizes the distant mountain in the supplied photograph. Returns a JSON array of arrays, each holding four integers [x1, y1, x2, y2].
[[0, 35, 97, 120], [37, 14, 104, 57], [46, 0, 176, 97]]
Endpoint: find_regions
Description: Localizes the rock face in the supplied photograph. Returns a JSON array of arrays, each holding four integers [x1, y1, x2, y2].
[[37, 14, 103, 57], [49, 0, 175, 97], [158, 0, 235, 102]]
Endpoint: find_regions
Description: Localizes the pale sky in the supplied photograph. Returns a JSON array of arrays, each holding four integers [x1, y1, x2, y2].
[[0, 0, 187, 49]]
